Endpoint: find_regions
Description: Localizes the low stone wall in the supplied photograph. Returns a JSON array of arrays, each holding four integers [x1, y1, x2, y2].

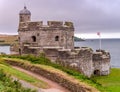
[[4, 59, 99, 92]]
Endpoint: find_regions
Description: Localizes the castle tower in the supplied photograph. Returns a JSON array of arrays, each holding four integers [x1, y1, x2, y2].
[[19, 6, 31, 22]]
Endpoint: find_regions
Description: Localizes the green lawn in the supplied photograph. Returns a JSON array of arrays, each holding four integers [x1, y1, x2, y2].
[[92, 68, 120, 92], [0, 63, 49, 89]]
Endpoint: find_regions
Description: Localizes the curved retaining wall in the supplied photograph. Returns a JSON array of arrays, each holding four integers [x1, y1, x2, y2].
[[4, 59, 99, 92]]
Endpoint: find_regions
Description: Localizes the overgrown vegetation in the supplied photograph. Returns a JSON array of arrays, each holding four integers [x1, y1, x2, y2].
[[0, 69, 36, 92], [0, 54, 106, 91]]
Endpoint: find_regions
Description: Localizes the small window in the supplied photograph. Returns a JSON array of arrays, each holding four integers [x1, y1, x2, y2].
[[18, 37, 20, 41], [55, 36, 59, 41], [32, 36, 36, 42], [20, 16, 23, 22], [37, 33, 39, 36]]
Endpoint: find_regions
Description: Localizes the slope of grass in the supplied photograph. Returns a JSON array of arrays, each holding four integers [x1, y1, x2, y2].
[[92, 68, 120, 92], [0, 55, 106, 91], [0, 69, 36, 92], [0, 59, 49, 89]]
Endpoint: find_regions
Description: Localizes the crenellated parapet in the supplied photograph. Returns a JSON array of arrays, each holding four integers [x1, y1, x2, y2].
[[18, 21, 74, 31]]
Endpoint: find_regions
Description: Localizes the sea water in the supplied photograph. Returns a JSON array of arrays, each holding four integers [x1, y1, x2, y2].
[[0, 46, 10, 54]]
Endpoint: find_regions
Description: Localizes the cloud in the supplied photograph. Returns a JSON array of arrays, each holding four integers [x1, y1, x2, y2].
[[0, 0, 120, 34]]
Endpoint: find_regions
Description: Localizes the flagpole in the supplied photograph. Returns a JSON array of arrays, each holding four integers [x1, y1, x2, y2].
[[99, 34, 101, 51], [97, 32, 101, 51]]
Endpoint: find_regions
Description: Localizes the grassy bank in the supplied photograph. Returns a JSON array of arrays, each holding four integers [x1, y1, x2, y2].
[[0, 69, 36, 92], [2, 55, 120, 92], [92, 68, 120, 92], [0, 55, 105, 91], [0, 59, 49, 89]]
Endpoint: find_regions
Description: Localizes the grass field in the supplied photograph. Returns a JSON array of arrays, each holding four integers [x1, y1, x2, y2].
[[92, 68, 120, 92]]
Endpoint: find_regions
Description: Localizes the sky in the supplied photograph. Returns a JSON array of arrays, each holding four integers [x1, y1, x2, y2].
[[0, 0, 120, 38]]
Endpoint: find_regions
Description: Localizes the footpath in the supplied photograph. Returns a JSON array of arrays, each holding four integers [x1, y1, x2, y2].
[[12, 66, 70, 92]]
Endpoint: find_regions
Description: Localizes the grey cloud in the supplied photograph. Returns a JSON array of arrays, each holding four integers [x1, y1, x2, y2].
[[0, 0, 120, 34]]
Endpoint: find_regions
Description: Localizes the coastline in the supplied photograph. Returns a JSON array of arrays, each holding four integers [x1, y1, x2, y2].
[[0, 44, 11, 46]]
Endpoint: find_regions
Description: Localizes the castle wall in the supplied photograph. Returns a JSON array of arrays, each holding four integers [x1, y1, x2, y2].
[[44, 47, 94, 77], [58, 48, 94, 77], [44, 48, 111, 77], [18, 21, 74, 54], [93, 50, 110, 75]]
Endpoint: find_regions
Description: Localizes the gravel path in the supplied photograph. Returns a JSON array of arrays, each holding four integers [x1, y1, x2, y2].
[[12, 66, 70, 92]]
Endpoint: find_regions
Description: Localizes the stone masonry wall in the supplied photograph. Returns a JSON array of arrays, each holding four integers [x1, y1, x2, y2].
[[44, 48, 111, 77], [44, 47, 94, 77], [18, 21, 74, 54], [93, 50, 110, 75]]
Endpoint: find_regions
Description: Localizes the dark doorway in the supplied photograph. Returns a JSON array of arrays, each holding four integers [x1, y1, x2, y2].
[[32, 36, 36, 42], [94, 70, 100, 75]]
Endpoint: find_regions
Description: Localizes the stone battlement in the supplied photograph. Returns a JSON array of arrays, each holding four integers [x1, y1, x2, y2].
[[19, 21, 74, 30], [93, 50, 110, 61]]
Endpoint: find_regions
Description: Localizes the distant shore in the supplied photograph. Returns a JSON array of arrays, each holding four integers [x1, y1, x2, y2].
[[0, 34, 18, 45], [0, 44, 11, 46]]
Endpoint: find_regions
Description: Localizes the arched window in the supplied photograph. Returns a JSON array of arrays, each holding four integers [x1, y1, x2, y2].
[[32, 36, 36, 42], [55, 36, 59, 41]]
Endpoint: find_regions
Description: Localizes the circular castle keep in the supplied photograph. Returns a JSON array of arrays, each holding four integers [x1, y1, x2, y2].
[[18, 6, 111, 77]]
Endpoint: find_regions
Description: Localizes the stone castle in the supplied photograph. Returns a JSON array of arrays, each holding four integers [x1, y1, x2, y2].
[[18, 6, 110, 77]]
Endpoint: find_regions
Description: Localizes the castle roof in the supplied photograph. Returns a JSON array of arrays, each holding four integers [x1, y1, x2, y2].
[[19, 6, 31, 15]]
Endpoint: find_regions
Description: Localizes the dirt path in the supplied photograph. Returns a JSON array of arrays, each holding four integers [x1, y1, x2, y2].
[[12, 66, 70, 92]]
